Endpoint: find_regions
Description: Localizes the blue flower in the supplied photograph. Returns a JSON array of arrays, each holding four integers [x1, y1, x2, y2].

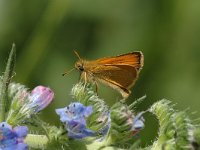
[[29, 86, 54, 112], [0, 122, 28, 150], [131, 112, 145, 135], [67, 121, 95, 139], [56, 102, 95, 139]]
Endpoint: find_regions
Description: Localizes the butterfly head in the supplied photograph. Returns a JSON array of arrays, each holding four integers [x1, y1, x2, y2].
[[75, 60, 84, 72]]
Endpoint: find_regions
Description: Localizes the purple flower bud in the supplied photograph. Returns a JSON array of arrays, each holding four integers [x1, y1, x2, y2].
[[56, 102, 95, 139], [29, 86, 54, 112], [0, 122, 28, 150]]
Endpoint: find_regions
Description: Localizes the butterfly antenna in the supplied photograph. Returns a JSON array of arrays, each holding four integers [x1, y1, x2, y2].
[[73, 50, 82, 60], [62, 68, 75, 76]]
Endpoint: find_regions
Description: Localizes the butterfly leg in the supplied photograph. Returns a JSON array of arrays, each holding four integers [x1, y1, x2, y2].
[[79, 72, 87, 89], [83, 72, 87, 89], [94, 80, 98, 95]]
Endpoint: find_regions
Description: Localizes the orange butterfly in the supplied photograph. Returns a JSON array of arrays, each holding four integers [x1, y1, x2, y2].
[[63, 51, 144, 99]]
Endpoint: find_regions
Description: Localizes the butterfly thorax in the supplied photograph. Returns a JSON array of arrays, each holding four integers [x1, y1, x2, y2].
[[75, 59, 97, 83]]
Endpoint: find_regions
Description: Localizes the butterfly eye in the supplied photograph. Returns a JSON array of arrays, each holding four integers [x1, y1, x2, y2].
[[78, 65, 84, 71], [75, 62, 84, 71]]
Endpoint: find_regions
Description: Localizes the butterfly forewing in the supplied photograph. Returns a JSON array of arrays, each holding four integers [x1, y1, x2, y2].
[[95, 52, 143, 68]]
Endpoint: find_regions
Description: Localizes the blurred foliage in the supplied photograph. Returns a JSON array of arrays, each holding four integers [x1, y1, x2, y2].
[[0, 0, 200, 146]]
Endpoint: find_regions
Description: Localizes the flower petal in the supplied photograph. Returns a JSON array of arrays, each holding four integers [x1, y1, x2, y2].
[[84, 106, 93, 117], [13, 126, 28, 138]]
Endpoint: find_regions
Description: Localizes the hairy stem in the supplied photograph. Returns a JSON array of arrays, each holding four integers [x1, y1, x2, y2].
[[0, 43, 16, 121]]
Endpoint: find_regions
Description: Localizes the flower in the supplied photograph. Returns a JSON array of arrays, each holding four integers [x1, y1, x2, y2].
[[131, 112, 145, 136], [29, 86, 54, 112], [56, 102, 95, 139], [67, 121, 95, 139], [0, 122, 28, 150]]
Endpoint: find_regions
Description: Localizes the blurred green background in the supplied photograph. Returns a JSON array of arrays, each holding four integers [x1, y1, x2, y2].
[[0, 0, 200, 147]]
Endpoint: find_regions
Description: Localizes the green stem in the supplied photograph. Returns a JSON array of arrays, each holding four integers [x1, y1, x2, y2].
[[24, 134, 49, 149], [0, 43, 16, 121], [87, 136, 115, 150]]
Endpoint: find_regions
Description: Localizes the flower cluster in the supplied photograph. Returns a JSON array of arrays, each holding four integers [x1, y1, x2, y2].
[[70, 83, 112, 140], [55, 83, 145, 145], [6, 85, 54, 125], [0, 122, 28, 150]]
